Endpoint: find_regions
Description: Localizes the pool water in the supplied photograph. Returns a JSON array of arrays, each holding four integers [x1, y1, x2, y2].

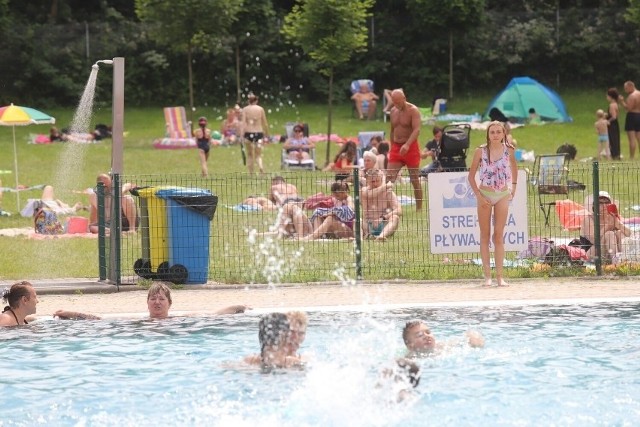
[[1, 302, 639, 426]]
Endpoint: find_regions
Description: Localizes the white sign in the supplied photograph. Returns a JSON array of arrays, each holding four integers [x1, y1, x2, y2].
[[428, 170, 528, 254]]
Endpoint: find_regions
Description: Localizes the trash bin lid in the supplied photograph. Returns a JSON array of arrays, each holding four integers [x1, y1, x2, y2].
[[130, 185, 181, 198], [156, 187, 218, 220]]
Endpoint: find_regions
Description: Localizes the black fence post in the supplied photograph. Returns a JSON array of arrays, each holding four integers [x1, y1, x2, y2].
[[112, 173, 122, 290]]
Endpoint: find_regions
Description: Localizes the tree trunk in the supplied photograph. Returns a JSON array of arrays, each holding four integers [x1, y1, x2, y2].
[[325, 68, 334, 167], [235, 43, 241, 104], [187, 42, 194, 128], [448, 30, 453, 100]]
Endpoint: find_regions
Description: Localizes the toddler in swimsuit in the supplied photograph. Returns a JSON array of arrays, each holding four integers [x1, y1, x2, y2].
[[595, 109, 611, 160]]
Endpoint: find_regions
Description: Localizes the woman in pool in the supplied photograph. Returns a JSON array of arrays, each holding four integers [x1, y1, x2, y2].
[[54, 282, 248, 320], [467, 121, 518, 287], [0, 281, 38, 326]]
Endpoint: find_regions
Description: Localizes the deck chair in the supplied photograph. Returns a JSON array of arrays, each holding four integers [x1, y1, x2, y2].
[[350, 79, 377, 119], [357, 131, 385, 165], [281, 122, 315, 170], [153, 106, 196, 149], [530, 153, 569, 225]]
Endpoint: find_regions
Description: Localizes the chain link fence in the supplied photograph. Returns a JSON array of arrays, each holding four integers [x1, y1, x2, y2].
[[99, 161, 640, 285]]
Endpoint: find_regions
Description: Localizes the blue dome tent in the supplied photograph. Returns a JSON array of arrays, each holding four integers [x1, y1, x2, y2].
[[483, 77, 572, 123]]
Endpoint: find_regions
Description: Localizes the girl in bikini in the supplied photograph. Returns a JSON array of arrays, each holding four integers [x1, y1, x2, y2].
[[0, 281, 38, 326], [468, 121, 518, 287]]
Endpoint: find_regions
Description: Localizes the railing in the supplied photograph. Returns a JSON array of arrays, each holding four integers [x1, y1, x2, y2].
[[101, 161, 640, 285]]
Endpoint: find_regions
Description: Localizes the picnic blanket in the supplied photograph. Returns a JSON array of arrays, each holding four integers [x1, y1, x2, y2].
[[0, 227, 98, 239]]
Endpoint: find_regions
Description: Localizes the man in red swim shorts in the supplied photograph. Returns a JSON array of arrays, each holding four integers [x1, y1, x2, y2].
[[388, 89, 423, 211]]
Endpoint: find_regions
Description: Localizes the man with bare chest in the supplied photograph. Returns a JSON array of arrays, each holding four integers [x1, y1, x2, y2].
[[388, 89, 423, 210], [621, 81, 640, 159]]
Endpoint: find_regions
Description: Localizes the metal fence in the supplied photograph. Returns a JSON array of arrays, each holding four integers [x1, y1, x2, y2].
[[101, 161, 640, 285]]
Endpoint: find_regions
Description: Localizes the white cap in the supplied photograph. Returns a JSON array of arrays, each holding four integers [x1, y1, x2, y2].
[[598, 191, 612, 203]]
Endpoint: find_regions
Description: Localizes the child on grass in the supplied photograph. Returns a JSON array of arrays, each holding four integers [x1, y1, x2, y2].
[[595, 109, 611, 160]]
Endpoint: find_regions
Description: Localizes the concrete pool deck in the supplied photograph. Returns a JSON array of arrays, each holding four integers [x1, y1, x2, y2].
[[1, 277, 640, 317]]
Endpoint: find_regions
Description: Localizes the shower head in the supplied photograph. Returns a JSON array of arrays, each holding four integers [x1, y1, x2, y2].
[[93, 59, 114, 67]]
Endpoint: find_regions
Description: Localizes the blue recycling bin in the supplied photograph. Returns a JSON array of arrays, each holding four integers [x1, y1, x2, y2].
[[156, 187, 218, 284]]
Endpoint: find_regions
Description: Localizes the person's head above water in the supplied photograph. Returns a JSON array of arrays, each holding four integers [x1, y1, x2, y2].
[[1, 281, 38, 326], [147, 281, 173, 319], [258, 312, 290, 362], [403, 320, 436, 353]]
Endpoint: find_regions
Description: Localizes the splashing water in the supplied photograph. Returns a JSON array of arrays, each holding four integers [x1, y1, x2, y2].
[[53, 66, 100, 192]]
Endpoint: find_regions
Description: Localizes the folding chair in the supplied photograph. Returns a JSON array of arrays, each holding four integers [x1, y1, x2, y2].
[[281, 122, 315, 170], [530, 153, 569, 225], [350, 79, 377, 119], [153, 106, 196, 149], [357, 131, 385, 165]]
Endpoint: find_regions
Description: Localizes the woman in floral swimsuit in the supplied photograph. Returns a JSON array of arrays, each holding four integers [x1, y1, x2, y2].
[[468, 121, 518, 287]]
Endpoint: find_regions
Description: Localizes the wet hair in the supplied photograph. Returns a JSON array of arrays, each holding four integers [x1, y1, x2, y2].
[[330, 181, 350, 193], [395, 358, 421, 388], [147, 281, 172, 305], [287, 311, 308, 331], [607, 87, 619, 100], [259, 312, 290, 354], [2, 281, 33, 310], [402, 320, 423, 345]]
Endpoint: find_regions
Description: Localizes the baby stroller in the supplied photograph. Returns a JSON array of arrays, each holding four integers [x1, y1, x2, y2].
[[438, 124, 470, 172]]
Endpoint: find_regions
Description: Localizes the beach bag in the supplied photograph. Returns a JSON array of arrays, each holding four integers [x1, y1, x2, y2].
[[34, 204, 64, 235], [528, 237, 553, 258]]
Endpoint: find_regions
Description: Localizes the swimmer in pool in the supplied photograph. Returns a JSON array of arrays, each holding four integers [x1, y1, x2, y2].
[[243, 312, 304, 369], [402, 319, 485, 357], [0, 281, 38, 326], [53, 282, 249, 320]]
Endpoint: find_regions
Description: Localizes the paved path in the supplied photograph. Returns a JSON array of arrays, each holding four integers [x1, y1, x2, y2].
[[2, 277, 639, 317]]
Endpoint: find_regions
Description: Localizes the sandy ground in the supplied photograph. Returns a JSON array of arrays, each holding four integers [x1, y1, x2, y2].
[[21, 277, 640, 319]]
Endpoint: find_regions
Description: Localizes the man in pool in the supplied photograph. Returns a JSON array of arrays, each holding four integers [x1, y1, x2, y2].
[[54, 282, 249, 320], [0, 281, 39, 326], [402, 319, 485, 357]]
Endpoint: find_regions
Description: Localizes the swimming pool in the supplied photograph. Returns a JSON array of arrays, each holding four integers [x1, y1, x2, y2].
[[1, 302, 639, 426]]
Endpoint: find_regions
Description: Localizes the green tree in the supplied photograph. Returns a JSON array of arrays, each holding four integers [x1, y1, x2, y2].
[[408, 0, 484, 99], [135, 0, 243, 117], [282, 0, 374, 165]]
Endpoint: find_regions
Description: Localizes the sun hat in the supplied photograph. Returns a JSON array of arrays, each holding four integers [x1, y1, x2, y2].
[[598, 191, 612, 203]]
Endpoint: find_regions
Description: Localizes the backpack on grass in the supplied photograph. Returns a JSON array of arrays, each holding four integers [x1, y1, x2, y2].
[[33, 202, 64, 235]]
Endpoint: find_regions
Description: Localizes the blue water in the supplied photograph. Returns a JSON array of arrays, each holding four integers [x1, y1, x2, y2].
[[1, 302, 639, 426]]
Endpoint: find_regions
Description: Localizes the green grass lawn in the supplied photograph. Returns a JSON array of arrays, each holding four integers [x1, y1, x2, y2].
[[0, 88, 629, 281]]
